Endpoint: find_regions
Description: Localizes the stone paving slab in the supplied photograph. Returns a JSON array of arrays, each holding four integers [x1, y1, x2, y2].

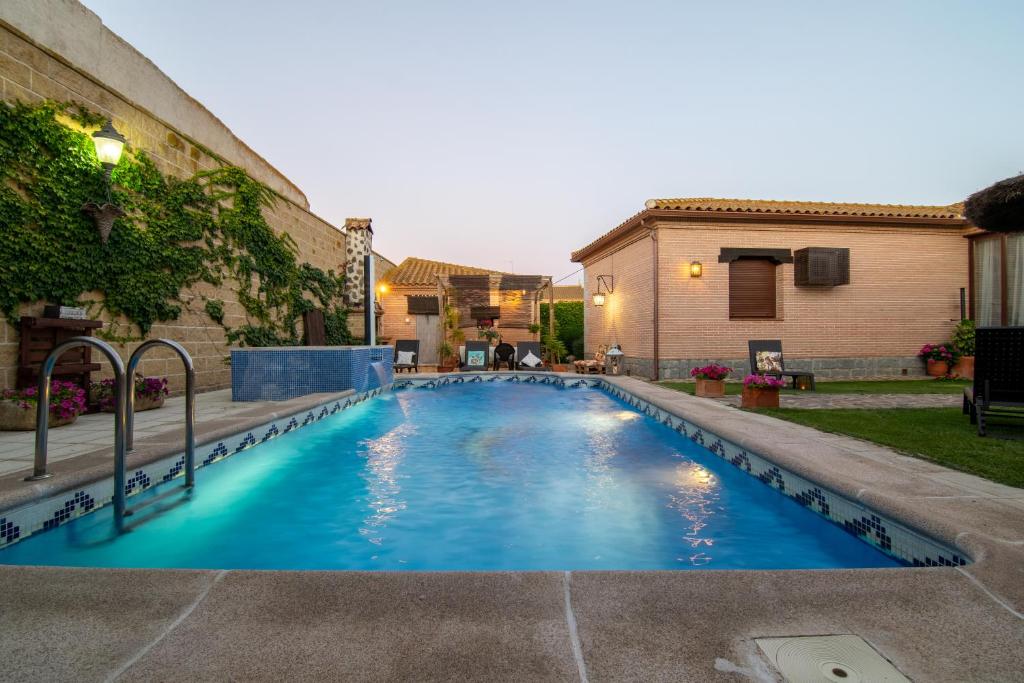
[[717, 392, 961, 409]]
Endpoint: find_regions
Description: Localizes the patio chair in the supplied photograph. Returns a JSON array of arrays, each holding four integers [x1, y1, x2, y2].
[[393, 340, 419, 373], [516, 341, 548, 371], [574, 344, 607, 374], [963, 326, 1024, 436], [493, 342, 515, 370], [461, 341, 491, 371], [748, 340, 815, 390]]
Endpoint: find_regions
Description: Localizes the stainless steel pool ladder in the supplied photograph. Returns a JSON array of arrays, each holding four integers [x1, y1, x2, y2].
[[25, 337, 196, 532]]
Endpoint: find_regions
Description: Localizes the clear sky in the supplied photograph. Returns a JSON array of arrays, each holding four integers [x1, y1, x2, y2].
[[80, 0, 1024, 282]]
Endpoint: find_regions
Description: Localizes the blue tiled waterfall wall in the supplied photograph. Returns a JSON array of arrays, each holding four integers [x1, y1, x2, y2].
[[231, 346, 393, 401]]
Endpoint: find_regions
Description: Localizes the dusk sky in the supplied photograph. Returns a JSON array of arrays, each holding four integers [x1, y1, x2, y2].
[[80, 1, 1023, 283]]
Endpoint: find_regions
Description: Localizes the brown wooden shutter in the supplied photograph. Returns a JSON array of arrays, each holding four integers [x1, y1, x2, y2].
[[303, 309, 327, 345], [729, 259, 776, 318]]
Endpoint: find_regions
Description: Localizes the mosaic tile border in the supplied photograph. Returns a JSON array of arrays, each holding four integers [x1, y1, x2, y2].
[[0, 375, 969, 569], [0, 385, 391, 550], [391, 372, 603, 391], [596, 382, 968, 568], [391, 374, 967, 568]]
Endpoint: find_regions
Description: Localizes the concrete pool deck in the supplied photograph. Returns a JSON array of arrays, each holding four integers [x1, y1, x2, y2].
[[0, 374, 1022, 681]]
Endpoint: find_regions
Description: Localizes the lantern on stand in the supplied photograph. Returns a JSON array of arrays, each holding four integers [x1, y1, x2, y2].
[[605, 345, 624, 375]]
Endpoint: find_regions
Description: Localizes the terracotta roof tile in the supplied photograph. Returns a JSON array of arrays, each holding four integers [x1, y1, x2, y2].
[[644, 197, 964, 219], [381, 257, 504, 287], [571, 197, 966, 262]]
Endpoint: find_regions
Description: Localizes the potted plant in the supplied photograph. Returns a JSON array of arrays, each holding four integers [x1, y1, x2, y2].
[[478, 326, 499, 344], [542, 333, 569, 371], [438, 304, 465, 372], [0, 380, 87, 430], [918, 343, 958, 377], [93, 375, 169, 413], [951, 320, 975, 379], [690, 364, 732, 397], [741, 374, 785, 409]]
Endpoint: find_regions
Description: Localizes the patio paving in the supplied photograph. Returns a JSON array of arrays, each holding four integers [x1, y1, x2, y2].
[[0, 389, 249, 477]]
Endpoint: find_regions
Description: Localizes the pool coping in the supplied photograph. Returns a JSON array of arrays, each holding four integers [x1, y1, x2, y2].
[[0, 372, 1022, 681], [1, 373, 1021, 581]]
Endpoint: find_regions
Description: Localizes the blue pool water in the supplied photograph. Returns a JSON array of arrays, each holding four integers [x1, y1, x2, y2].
[[0, 384, 902, 570]]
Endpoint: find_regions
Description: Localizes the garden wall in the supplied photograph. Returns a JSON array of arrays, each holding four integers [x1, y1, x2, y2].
[[0, 2, 388, 394]]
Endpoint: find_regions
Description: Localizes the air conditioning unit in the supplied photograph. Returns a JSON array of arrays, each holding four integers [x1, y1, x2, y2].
[[794, 247, 850, 287]]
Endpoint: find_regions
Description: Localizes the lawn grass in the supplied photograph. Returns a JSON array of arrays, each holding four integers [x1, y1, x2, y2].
[[760, 407, 1024, 488], [660, 379, 969, 396]]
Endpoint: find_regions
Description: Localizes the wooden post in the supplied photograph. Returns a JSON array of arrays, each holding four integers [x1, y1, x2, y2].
[[548, 277, 555, 357], [437, 276, 445, 367]]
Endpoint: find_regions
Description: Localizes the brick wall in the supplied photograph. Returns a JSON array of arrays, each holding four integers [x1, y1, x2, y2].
[[0, 17, 377, 394], [582, 231, 655, 367], [580, 218, 969, 378]]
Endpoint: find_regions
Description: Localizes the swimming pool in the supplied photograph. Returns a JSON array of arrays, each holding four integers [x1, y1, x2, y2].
[[0, 382, 908, 570]]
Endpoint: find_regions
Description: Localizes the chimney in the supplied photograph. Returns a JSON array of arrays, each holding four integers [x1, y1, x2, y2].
[[344, 217, 373, 306]]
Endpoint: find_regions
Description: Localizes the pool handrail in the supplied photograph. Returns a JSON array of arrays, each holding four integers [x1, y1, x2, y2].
[[125, 339, 195, 488], [26, 336, 129, 530]]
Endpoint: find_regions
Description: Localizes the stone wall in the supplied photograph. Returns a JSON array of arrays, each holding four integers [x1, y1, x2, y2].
[[0, 7, 391, 394]]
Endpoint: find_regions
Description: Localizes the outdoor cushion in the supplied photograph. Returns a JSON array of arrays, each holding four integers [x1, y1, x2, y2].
[[756, 350, 784, 373], [521, 351, 542, 368], [396, 350, 415, 366]]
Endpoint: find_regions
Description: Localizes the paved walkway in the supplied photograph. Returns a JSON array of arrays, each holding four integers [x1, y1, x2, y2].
[[718, 392, 961, 409], [0, 389, 249, 477]]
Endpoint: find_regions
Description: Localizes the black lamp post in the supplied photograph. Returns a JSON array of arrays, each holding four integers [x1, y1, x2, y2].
[[82, 119, 127, 243]]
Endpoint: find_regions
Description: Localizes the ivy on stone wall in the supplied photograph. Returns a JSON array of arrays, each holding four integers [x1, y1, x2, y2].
[[0, 100, 352, 345]]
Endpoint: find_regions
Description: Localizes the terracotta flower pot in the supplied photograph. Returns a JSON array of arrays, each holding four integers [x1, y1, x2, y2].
[[926, 359, 950, 377], [552, 364, 569, 372], [102, 395, 165, 413], [695, 378, 726, 398], [951, 356, 974, 380], [0, 402, 76, 431], [741, 387, 780, 409]]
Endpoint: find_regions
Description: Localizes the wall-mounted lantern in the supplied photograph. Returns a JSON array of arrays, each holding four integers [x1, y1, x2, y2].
[[82, 119, 127, 244], [689, 260, 703, 278], [592, 275, 614, 306]]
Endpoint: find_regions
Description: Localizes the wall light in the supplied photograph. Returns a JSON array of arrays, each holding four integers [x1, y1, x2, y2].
[[83, 119, 127, 243], [689, 260, 703, 278], [92, 120, 126, 177], [592, 275, 614, 306], [378, 283, 389, 294]]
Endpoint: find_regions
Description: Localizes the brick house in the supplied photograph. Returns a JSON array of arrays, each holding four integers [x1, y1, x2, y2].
[[377, 258, 551, 368], [571, 197, 977, 380]]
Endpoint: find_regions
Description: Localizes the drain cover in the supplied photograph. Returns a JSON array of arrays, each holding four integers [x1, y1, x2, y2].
[[756, 635, 909, 682]]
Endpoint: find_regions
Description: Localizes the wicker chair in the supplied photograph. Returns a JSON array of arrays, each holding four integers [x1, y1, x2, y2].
[[574, 345, 607, 374], [516, 341, 548, 371], [963, 326, 1024, 436], [748, 340, 815, 389], [393, 340, 419, 373]]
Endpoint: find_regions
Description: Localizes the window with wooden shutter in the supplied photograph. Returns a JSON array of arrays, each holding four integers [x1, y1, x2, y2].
[[729, 258, 776, 318]]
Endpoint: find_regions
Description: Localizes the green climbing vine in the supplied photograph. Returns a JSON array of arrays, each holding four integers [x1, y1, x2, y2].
[[0, 100, 352, 345]]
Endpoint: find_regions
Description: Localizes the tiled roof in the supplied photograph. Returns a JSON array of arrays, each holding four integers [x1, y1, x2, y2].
[[571, 197, 966, 262], [381, 257, 504, 286], [545, 285, 584, 300], [644, 197, 964, 219]]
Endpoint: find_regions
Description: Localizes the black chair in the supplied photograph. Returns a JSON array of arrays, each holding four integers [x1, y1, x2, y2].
[[393, 340, 419, 373], [493, 342, 515, 370], [748, 339, 815, 389], [516, 341, 548, 371], [461, 341, 490, 371], [963, 326, 1024, 436]]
